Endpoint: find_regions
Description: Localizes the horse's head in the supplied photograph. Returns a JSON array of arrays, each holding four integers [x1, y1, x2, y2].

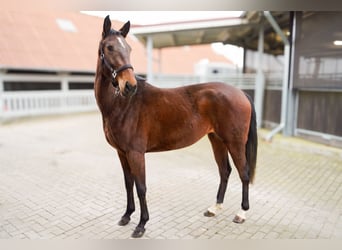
[[99, 15, 137, 97]]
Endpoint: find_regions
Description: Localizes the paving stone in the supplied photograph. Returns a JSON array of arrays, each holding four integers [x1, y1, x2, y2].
[[0, 113, 341, 239]]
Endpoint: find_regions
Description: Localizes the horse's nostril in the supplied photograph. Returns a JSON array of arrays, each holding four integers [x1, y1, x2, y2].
[[123, 82, 137, 97], [125, 82, 132, 90]]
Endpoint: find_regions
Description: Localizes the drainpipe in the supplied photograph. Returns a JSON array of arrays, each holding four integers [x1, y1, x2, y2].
[[146, 35, 154, 83], [263, 11, 290, 141]]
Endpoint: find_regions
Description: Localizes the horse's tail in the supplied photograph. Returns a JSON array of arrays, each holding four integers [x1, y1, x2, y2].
[[245, 94, 258, 184]]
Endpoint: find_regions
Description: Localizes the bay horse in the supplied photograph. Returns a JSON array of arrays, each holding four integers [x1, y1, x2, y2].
[[94, 16, 258, 238]]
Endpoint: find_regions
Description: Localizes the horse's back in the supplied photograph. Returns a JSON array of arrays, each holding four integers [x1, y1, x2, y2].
[[182, 82, 251, 117], [143, 81, 251, 124], [187, 82, 246, 99], [145, 81, 247, 104]]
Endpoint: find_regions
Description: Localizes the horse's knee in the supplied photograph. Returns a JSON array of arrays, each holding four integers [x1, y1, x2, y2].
[[136, 186, 146, 199]]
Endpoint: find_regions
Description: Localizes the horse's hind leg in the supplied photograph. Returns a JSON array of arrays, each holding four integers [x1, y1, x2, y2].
[[204, 133, 232, 217], [227, 142, 250, 223]]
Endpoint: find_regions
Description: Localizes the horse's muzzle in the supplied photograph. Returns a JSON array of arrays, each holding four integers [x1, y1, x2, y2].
[[123, 81, 137, 97]]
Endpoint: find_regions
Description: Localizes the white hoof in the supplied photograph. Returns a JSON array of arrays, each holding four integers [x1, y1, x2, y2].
[[204, 203, 223, 217], [233, 209, 246, 223]]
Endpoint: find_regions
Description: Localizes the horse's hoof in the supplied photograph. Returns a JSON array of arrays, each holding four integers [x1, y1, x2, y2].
[[131, 227, 145, 238], [233, 215, 245, 224], [118, 216, 130, 226], [204, 210, 215, 217]]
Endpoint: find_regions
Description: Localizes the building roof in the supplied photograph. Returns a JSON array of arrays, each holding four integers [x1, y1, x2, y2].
[[0, 11, 102, 73], [0, 11, 233, 74]]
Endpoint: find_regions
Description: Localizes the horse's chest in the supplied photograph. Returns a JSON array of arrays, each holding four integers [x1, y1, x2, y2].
[[103, 117, 137, 151], [103, 119, 121, 149]]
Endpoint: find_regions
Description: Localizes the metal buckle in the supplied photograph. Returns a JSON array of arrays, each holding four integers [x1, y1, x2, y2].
[[112, 70, 117, 79], [114, 87, 121, 96]]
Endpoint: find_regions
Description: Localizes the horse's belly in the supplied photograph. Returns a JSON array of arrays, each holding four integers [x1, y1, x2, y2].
[[147, 122, 213, 152]]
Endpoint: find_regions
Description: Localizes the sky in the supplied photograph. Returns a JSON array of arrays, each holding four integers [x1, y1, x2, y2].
[[81, 11, 244, 67]]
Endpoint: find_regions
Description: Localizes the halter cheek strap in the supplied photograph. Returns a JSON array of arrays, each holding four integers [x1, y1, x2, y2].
[[100, 49, 134, 80], [100, 47, 135, 95]]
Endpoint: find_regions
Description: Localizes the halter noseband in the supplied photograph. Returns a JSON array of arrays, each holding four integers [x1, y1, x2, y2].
[[100, 48, 134, 84]]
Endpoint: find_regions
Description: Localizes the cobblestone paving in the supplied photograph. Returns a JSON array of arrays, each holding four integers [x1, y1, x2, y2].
[[0, 113, 341, 239]]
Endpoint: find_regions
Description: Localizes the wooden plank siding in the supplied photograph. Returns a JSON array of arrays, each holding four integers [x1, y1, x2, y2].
[[243, 89, 282, 128], [297, 90, 342, 137]]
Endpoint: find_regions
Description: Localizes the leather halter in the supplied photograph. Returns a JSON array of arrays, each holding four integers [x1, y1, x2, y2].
[[100, 47, 134, 88]]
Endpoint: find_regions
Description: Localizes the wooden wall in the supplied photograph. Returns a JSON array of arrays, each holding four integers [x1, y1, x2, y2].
[[297, 91, 342, 136]]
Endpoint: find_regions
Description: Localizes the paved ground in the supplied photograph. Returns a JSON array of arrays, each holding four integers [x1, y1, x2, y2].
[[0, 112, 341, 239]]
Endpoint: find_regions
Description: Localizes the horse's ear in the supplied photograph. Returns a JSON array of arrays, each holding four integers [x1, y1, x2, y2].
[[102, 15, 112, 39], [119, 21, 130, 38]]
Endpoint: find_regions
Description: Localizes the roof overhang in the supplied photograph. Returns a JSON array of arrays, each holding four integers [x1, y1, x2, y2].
[[131, 11, 291, 56], [131, 17, 254, 48]]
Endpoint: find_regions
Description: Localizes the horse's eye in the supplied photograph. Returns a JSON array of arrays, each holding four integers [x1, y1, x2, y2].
[[107, 45, 114, 51]]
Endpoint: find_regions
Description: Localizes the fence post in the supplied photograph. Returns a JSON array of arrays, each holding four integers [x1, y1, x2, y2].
[[60, 73, 69, 113], [0, 70, 4, 121]]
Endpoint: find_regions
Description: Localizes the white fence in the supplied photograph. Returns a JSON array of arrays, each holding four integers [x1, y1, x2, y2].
[[151, 73, 257, 89], [0, 73, 283, 121], [1, 90, 97, 121]]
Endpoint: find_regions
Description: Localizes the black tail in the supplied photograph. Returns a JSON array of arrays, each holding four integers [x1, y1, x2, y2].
[[245, 94, 258, 184]]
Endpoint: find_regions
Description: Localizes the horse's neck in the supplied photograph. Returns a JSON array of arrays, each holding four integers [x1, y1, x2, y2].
[[94, 72, 116, 114], [95, 73, 138, 119]]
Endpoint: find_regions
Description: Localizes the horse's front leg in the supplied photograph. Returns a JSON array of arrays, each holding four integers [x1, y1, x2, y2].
[[117, 151, 135, 226], [126, 151, 149, 238]]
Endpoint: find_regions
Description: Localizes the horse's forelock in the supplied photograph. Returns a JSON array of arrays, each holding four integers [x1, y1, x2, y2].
[[110, 29, 122, 36], [102, 29, 122, 40]]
